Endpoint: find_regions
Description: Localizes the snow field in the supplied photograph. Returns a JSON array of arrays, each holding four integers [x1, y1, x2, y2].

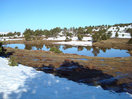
[[0, 57, 132, 99]]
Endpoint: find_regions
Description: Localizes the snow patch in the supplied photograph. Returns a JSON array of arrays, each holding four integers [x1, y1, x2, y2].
[[0, 37, 23, 41], [43, 36, 92, 41], [54, 41, 92, 46], [0, 57, 132, 99], [107, 25, 132, 38]]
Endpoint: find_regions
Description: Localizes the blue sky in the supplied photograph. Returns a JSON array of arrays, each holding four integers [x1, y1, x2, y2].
[[0, 0, 132, 32]]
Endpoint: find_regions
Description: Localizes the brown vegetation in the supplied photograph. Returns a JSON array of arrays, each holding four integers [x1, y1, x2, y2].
[[5, 47, 132, 93], [3, 38, 132, 93], [93, 38, 132, 50]]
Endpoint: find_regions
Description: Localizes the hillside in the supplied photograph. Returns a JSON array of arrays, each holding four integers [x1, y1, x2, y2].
[[0, 23, 132, 41]]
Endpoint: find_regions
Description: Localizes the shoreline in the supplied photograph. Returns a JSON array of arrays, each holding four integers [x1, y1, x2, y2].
[[0, 57, 132, 98], [4, 47, 132, 94], [3, 38, 132, 50], [54, 41, 92, 46], [93, 38, 132, 50]]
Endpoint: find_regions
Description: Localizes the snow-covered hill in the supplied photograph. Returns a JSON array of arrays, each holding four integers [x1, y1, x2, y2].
[[48, 24, 132, 40], [0, 57, 132, 99], [107, 25, 132, 38], [0, 23, 132, 42]]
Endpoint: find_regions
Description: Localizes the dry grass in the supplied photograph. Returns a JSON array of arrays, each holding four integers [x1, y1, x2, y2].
[[3, 39, 132, 89], [2, 39, 132, 93], [6, 47, 132, 75], [93, 38, 132, 50], [4, 47, 132, 93]]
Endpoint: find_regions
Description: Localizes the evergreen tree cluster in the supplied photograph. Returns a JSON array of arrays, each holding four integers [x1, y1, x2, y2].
[[1, 23, 131, 41], [0, 32, 21, 37], [126, 28, 132, 44], [92, 29, 112, 42], [23, 27, 61, 41], [0, 42, 6, 56]]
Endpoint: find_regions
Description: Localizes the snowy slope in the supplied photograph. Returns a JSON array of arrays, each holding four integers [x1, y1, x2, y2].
[[0, 57, 132, 99], [107, 25, 132, 38], [92, 25, 132, 38]]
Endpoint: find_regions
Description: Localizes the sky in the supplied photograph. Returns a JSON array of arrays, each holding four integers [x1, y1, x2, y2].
[[0, 0, 132, 32]]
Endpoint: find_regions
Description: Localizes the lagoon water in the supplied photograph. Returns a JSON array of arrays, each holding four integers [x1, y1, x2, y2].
[[4, 44, 131, 57]]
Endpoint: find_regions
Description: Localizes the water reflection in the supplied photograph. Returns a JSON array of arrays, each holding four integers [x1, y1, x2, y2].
[[5, 43, 131, 57]]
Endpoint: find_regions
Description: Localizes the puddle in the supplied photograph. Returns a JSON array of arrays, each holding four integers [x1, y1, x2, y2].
[[100, 64, 107, 66], [56, 65, 81, 71], [42, 59, 46, 61], [120, 60, 125, 62], [42, 66, 54, 70], [98, 73, 128, 85], [32, 59, 40, 61], [70, 58, 89, 61], [100, 59, 104, 61], [115, 72, 122, 75]]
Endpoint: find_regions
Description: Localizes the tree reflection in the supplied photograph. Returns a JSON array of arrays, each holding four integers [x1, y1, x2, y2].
[[25, 44, 44, 50], [85, 46, 92, 51], [77, 46, 84, 51], [128, 49, 132, 56], [63, 45, 73, 50], [45, 44, 60, 50], [92, 47, 100, 56], [45, 44, 53, 49], [35, 44, 43, 50], [100, 47, 107, 53], [24, 43, 130, 57], [25, 44, 32, 50]]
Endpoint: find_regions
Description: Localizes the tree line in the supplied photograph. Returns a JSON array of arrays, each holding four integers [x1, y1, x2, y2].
[[23, 26, 109, 41], [1, 23, 132, 42], [0, 32, 21, 37]]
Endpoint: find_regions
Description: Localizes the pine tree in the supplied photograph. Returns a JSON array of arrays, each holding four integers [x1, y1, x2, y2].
[[115, 32, 119, 38]]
